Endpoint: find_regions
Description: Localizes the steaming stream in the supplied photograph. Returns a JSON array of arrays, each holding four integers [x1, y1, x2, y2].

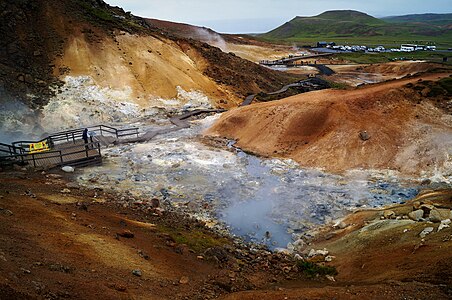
[[76, 114, 438, 250]]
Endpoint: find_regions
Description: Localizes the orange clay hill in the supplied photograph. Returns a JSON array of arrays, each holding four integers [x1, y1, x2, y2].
[[206, 73, 452, 176]]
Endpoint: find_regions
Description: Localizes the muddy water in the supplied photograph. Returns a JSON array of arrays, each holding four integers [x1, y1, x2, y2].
[[78, 115, 431, 250]]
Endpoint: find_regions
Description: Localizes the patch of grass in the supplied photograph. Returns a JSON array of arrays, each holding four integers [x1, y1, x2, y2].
[[158, 225, 229, 253], [438, 77, 452, 94], [333, 51, 451, 64], [297, 261, 338, 278], [328, 81, 349, 90], [79, 2, 114, 22]]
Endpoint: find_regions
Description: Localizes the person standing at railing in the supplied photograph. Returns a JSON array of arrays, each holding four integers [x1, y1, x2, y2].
[[88, 130, 95, 148], [82, 128, 89, 154]]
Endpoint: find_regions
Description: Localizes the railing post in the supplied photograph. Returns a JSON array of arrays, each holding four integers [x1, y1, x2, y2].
[[60, 151, 63, 164], [32, 153, 36, 167], [72, 132, 75, 144]]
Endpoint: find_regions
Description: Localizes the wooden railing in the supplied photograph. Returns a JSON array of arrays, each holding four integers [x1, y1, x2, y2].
[[12, 124, 139, 153], [1, 141, 101, 168], [0, 142, 23, 156], [1, 124, 138, 169]]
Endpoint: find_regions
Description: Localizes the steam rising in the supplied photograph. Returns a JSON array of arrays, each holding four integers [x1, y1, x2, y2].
[[76, 117, 428, 249], [194, 28, 228, 52], [0, 75, 215, 143], [0, 97, 44, 143]]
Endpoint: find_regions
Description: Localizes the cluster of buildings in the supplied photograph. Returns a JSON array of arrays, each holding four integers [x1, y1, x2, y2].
[[316, 41, 437, 53]]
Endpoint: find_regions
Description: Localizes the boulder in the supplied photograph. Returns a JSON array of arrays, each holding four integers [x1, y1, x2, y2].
[[408, 209, 424, 221], [333, 221, 347, 229], [429, 209, 451, 223], [325, 255, 335, 262], [383, 210, 396, 219], [419, 227, 434, 238], [359, 131, 370, 141], [62, 166, 75, 173], [273, 248, 291, 255], [438, 219, 451, 232], [179, 276, 189, 284], [150, 198, 160, 208], [0, 208, 13, 216], [293, 239, 306, 252], [308, 248, 329, 257], [117, 230, 134, 238]]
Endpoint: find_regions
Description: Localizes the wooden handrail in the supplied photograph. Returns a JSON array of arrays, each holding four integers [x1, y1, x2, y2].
[[1, 123, 139, 168], [9, 124, 138, 150]]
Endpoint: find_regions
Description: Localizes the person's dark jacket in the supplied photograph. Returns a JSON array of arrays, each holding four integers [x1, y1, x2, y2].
[[82, 128, 89, 142]]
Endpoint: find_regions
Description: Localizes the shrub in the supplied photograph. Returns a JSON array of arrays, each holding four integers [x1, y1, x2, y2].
[[297, 261, 338, 278]]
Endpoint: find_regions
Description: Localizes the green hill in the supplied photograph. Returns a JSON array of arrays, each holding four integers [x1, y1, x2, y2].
[[261, 10, 452, 47], [382, 13, 452, 25]]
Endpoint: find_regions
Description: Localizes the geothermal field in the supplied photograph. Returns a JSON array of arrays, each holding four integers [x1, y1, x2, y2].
[[0, 0, 451, 299]]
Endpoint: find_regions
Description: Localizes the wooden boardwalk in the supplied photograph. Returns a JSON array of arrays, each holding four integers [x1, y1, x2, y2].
[[27, 141, 101, 168], [1, 113, 222, 170]]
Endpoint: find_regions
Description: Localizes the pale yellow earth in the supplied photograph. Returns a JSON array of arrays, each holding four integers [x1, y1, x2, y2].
[[226, 43, 296, 62], [55, 31, 241, 107]]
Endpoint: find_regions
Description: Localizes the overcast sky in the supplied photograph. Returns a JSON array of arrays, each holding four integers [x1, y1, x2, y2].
[[105, 0, 452, 33]]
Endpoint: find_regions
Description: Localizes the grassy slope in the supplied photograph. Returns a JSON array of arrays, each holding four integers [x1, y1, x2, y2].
[[334, 51, 452, 64], [382, 13, 452, 25], [261, 10, 452, 48]]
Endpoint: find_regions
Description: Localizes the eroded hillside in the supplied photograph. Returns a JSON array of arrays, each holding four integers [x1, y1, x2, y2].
[[206, 74, 452, 177], [0, 0, 299, 134]]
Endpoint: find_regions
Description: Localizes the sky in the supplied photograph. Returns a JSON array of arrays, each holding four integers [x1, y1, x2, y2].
[[105, 0, 452, 33]]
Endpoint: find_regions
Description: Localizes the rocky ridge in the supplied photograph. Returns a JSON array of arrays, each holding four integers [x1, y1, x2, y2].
[[0, 0, 300, 110]]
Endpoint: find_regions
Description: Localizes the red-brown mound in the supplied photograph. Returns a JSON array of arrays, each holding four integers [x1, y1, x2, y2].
[[206, 74, 452, 175]]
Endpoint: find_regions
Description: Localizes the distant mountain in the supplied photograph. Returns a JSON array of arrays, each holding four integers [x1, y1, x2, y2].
[[382, 13, 452, 25], [264, 10, 385, 40], [261, 10, 452, 46]]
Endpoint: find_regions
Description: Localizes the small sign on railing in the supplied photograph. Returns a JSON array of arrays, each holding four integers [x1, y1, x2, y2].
[[29, 141, 49, 153]]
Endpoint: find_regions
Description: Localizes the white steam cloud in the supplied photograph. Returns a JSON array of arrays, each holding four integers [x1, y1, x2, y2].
[[194, 28, 228, 52]]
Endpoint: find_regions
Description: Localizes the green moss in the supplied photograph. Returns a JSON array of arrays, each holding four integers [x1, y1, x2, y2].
[[90, 9, 114, 21], [438, 77, 452, 94], [79, 2, 114, 22], [158, 225, 229, 253], [297, 261, 338, 278], [427, 85, 446, 97], [328, 81, 349, 90]]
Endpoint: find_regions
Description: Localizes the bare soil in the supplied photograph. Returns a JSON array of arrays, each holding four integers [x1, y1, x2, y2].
[[206, 73, 452, 175], [328, 61, 445, 86], [0, 170, 297, 299], [1, 170, 451, 299]]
